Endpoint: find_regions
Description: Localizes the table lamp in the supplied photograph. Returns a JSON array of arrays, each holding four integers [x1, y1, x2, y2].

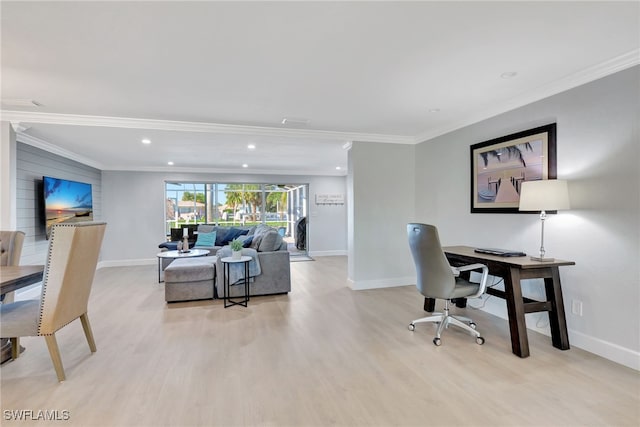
[[519, 179, 570, 262]]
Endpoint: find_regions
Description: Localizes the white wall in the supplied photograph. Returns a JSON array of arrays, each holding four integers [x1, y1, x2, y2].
[[0, 122, 17, 230], [100, 171, 346, 265], [414, 66, 639, 369], [347, 141, 416, 289]]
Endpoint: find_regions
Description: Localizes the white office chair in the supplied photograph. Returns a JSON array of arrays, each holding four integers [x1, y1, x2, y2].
[[407, 223, 489, 346]]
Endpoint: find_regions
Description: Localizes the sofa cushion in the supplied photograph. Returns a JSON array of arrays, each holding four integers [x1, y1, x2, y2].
[[195, 231, 216, 247], [249, 224, 272, 249], [197, 224, 216, 234], [258, 230, 284, 252], [164, 257, 216, 282]]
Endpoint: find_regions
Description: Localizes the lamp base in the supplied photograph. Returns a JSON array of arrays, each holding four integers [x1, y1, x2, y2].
[[530, 256, 555, 262]]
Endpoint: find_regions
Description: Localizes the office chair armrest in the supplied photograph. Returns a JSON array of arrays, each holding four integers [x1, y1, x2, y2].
[[453, 263, 489, 298]]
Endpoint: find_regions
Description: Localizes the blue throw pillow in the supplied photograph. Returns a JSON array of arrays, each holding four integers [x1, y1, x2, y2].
[[214, 228, 228, 246], [242, 235, 253, 248], [195, 231, 216, 247], [222, 227, 250, 244]]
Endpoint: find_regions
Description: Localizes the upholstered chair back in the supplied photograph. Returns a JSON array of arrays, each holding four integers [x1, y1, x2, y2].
[[407, 223, 456, 300], [0, 230, 25, 266], [38, 222, 106, 335]]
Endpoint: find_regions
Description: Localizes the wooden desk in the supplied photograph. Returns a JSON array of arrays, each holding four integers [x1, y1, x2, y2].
[[0, 265, 44, 363], [442, 246, 575, 358]]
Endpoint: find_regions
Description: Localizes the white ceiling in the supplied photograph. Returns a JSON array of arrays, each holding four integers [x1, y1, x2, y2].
[[1, 1, 638, 176]]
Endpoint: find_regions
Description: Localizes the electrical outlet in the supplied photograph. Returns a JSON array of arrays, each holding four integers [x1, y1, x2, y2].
[[571, 300, 583, 316]]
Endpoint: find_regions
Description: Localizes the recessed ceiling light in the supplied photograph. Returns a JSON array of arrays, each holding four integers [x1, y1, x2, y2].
[[428, 108, 440, 113], [281, 117, 310, 126], [336, 166, 342, 170], [242, 164, 248, 168], [247, 144, 256, 150], [167, 161, 174, 166], [501, 71, 518, 79], [141, 138, 151, 144]]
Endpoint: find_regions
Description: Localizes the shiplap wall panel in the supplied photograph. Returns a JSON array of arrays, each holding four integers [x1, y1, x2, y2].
[[16, 142, 102, 265]]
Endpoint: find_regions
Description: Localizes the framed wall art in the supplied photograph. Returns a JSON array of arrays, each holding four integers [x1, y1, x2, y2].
[[470, 123, 556, 213]]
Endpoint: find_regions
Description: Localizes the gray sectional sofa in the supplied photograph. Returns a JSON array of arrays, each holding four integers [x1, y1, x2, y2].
[[163, 224, 291, 302]]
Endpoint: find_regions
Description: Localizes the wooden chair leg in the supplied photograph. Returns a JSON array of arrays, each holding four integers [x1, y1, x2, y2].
[[44, 334, 65, 382], [3, 291, 15, 304], [80, 313, 97, 353], [10, 337, 20, 359]]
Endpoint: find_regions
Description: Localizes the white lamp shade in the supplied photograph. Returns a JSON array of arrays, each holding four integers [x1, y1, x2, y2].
[[519, 179, 570, 211]]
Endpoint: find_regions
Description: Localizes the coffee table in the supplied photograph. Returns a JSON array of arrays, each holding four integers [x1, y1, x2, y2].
[[156, 249, 210, 282]]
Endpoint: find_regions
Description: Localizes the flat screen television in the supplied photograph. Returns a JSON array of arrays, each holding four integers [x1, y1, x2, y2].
[[43, 176, 93, 238]]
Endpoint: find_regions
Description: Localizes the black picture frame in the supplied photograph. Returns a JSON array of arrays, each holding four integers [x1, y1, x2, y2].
[[470, 123, 557, 213]]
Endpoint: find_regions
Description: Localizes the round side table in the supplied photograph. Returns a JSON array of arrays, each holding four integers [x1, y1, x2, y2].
[[220, 256, 252, 308]]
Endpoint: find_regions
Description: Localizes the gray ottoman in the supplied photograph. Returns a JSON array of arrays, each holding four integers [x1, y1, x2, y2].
[[164, 256, 216, 302]]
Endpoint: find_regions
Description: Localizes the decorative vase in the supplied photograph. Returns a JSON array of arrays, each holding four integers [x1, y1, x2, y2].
[[232, 250, 242, 260], [182, 236, 190, 253]]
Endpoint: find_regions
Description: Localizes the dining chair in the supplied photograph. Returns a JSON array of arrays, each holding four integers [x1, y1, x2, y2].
[[0, 222, 106, 381], [0, 230, 26, 303]]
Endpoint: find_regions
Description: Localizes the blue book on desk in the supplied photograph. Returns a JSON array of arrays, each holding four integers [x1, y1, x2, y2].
[[474, 248, 526, 257]]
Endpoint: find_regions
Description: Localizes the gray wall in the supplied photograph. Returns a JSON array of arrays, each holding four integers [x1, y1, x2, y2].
[[100, 171, 347, 265], [347, 142, 416, 289], [16, 142, 102, 265], [414, 66, 639, 368]]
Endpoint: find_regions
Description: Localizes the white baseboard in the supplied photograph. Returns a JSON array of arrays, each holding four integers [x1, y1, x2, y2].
[[567, 329, 640, 371], [476, 296, 639, 371], [308, 250, 347, 257], [348, 276, 414, 291]]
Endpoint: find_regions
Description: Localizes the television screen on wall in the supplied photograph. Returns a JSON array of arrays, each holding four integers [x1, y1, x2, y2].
[[43, 176, 93, 238]]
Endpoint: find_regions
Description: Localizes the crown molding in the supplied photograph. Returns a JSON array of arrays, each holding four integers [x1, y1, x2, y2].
[[105, 165, 347, 177], [415, 49, 640, 143], [16, 132, 104, 170], [1, 111, 415, 145]]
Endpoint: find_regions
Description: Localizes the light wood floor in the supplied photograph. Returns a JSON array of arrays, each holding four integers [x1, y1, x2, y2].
[[1, 256, 638, 426]]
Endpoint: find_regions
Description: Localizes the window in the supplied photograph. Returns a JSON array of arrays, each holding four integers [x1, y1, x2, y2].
[[164, 182, 308, 251], [165, 182, 207, 236]]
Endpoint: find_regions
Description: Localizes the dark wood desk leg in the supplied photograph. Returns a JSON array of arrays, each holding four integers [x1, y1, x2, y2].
[[454, 298, 467, 308], [545, 267, 570, 350], [423, 298, 436, 312], [504, 267, 530, 358]]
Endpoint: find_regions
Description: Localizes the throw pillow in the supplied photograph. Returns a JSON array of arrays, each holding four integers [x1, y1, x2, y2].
[[222, 227, 249, 244], [242, 235, 253, 248], [214, 227, 229, 246], [258, 230, 283, 252], [195, 231, 216, 247]]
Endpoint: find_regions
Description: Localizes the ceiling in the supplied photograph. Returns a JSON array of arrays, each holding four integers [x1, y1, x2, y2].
[[1, 1, 638, 176]]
